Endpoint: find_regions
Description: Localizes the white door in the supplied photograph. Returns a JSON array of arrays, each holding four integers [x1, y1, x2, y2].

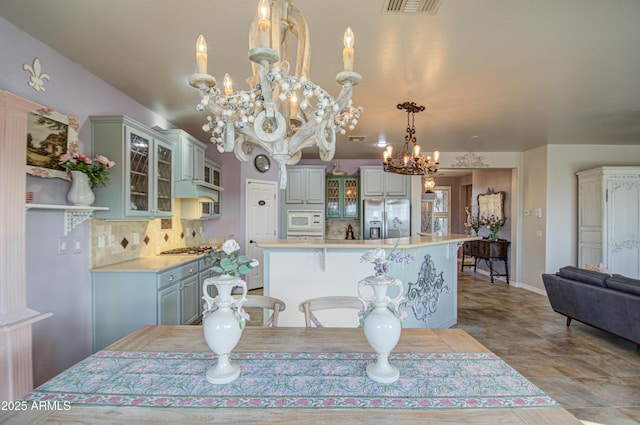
[[245, 179, 278, 290]]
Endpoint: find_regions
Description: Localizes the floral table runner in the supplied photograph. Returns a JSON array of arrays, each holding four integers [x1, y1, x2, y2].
[[24, 351, 558, 409]]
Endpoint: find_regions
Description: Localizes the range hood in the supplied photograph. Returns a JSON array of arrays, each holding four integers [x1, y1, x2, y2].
[[174, 180, 222, 201]]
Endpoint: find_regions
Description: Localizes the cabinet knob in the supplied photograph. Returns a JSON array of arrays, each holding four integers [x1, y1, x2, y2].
[[189, 267, 195, 273], [168, 275, 174, 282]]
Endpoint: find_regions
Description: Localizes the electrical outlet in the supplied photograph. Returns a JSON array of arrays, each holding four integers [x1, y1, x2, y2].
[[133, 233, 140, 244], [72, 239, 81, 254], [98, 235, 105, 248], [57, 238, 68, 255]]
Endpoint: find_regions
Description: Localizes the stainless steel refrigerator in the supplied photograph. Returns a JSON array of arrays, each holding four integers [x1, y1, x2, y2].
[[362, 198, 411, 239]]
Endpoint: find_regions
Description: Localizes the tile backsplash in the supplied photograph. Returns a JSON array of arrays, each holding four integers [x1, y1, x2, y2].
[[90, 201, 222, 268], [325, 219, 361, 240]]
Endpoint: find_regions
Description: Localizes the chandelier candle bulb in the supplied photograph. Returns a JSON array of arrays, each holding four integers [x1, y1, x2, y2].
[[196, 34, 208, 74], [343, 27, 355, 72], [290, 93, 298, 117], [434, 150, 440, 163], [257, 0, 271, 48], [413, 144, 420, 158], [223, 73, 233, 96]]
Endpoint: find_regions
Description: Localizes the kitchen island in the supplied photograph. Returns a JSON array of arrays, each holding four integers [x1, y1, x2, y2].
[[257, 233, 479, 327]]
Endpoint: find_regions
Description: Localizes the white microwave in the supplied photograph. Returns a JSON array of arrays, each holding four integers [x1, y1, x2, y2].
[[286, 210, 324, 236]]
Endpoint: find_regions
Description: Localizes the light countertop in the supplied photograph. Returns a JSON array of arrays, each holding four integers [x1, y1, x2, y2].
[[257, 233, 480, 249], [91, 254, 206, 273]]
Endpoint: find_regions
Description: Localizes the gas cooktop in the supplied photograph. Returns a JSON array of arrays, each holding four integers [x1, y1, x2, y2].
[[159, 246, 214, 255]]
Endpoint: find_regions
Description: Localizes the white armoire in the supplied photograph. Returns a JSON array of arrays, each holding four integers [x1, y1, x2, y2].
[[577, 166, 640, 279]]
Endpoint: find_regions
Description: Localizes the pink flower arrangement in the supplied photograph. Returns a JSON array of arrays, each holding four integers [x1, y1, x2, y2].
[[59, 144, 115, 189]]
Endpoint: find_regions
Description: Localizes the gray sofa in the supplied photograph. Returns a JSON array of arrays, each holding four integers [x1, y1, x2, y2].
[[542, 266, 640, 346]]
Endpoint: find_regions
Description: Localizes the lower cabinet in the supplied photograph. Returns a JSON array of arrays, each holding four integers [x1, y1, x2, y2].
[[92, 259, 201, 352], [198, 257, 216, 311], [157, 273, 199, 325]]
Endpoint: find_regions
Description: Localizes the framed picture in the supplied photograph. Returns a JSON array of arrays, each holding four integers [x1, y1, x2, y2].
[[26, 107, 79, 180]]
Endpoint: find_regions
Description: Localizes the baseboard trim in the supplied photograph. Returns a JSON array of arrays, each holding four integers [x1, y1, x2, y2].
[[469, 269, 548, 296]]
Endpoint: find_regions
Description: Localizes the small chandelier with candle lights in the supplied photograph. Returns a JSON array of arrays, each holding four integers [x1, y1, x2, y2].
[[383, 102, 439, 176], [189, 0, 363, 189]]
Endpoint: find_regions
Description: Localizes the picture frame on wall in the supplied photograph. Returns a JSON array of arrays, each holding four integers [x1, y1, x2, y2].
[[26, 107, 79, 180]]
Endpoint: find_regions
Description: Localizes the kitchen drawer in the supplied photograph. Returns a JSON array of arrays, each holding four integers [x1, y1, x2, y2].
[[157, 261, 198, 289]]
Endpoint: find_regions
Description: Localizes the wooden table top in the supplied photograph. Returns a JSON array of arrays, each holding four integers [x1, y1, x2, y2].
[[2, 326, 582, 424]]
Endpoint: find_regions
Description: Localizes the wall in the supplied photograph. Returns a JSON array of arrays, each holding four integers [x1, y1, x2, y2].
[[1, 17, 175, 386], [545, 144, 640, 274], [520, 146, 548, 291], [471, 169, 513, 242]]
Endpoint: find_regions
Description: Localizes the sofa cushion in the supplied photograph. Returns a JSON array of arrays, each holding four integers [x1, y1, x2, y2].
[[557, 266, 609, 287], [606, 275, 640, 296]]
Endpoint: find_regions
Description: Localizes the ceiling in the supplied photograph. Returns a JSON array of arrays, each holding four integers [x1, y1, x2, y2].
[[2, 0, 640, 162]]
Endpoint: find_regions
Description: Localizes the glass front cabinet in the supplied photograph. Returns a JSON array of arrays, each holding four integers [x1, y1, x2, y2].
[[326, 176, 359, 219], [201, 160, 221, 218], [91, 115, 174, 219]]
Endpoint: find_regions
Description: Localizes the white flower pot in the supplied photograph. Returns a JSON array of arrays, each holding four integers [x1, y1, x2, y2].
[[201, 274, 247, 384], [67, 170, 95, 206], [357, 274, 404, 383]]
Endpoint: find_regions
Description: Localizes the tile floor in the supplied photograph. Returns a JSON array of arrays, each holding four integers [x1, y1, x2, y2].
[[456, 270, 640, 425]]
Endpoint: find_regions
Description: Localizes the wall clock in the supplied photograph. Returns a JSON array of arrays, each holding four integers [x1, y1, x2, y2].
[[254, 154, 271, 173]]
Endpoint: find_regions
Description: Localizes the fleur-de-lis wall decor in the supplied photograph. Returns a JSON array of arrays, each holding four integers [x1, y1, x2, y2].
[[23, 57, 50, 92]]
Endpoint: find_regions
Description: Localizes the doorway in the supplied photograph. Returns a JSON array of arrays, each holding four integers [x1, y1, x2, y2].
[[421, 186, 452, 234], [244, 179, 278, 290]]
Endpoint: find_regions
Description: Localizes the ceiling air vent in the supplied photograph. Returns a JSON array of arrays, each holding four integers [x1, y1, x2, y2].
[[382, 0, 443, 15], [348, 135, 366, 142]]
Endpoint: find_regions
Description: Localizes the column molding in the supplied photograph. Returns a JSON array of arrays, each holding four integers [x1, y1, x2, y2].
[[0, 90, 52, 401]]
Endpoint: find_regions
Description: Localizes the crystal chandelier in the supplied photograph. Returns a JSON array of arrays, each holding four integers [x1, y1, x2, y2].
[[189, 0, 363, 188], [383, 101, 439, 176]]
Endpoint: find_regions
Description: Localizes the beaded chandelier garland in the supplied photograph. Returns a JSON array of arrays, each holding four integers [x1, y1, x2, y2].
[[383, 101, 439, 176], [189, 0, 363, 188]]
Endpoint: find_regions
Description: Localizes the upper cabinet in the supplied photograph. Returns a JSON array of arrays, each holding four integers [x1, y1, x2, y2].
[[161, 129, 223, 220], [326, 175, 359, 219], [158, 129, 205, 183], [285, 166, 326, 205], [360, 166, 409, 198], [90, 116, 174, 219]]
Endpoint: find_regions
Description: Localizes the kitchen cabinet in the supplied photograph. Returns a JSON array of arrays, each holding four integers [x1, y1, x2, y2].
[[180, 159, 222, 220], [201, 160, 221, 218], [285, 166, 326, 205], [198, 256, 216, 308], [90, 115, 174, 219], [577, 166, 640, 278], [92, 258, 200, 351], [158, 129, 206, 182], [360, 166, 409, 198], [326, 175, 359, 219]]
